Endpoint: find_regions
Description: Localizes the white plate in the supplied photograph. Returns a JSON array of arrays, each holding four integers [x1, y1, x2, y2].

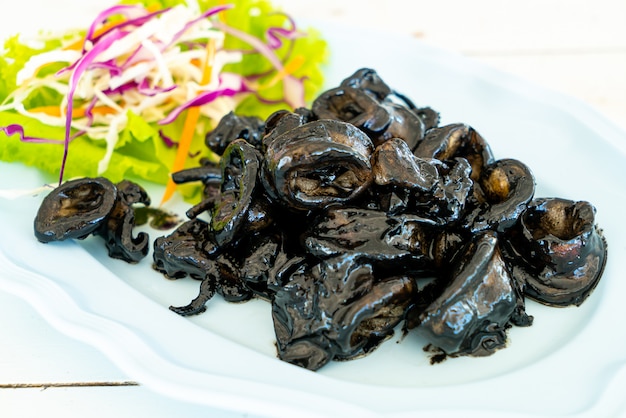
[[2, 2, 626, 417]]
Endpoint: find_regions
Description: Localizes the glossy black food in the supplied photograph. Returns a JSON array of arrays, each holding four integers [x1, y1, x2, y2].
[[501, 198, 607, 307], [413, 231, 529, 360], [35, 68, 606, 371], [34, 177, 151, 263], [150, 68, 608, 369]]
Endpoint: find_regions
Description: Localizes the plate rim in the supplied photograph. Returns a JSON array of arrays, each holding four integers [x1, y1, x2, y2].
[[2, 11, 626, 418]]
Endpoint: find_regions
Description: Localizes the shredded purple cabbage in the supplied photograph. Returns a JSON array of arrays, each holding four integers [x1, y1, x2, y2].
[[60, 29, 124, 184], [165, 4, 233, 50], [265, 12, 303, 50], [85, 5, 167, 50], [159, 84, 247, 125], [2, 2, 310, 185], [158, 130, 177, 148], [0, 124, 61, 144]]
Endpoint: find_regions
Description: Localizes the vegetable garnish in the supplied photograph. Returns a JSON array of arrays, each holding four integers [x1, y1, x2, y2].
[[0, 0, 328, 201], [161, 37, 216, 205]]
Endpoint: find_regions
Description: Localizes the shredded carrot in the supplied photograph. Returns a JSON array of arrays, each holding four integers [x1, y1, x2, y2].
[[215, 0, 228, 22], [145, 4, 161, 13], [29, 104, 117, 118], [64, 20, 124, 51], [160, 38, 217, 205], [255, 54, 305, 90], [83, 106, 118, 117], [65, 3, 165, 52], [27, 105, 65, 116], [64, 3, 160, 51], [25, 17, 134, 81]]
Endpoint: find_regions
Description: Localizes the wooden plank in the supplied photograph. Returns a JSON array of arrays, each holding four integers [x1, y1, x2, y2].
[[0, 385, 253, 418], [1, 2, 624, 417], [0, 290, 253, 416], [0, 290, 130, 384]]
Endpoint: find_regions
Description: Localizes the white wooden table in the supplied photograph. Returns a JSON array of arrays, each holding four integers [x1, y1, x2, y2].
[[1, 1, 625, 417]]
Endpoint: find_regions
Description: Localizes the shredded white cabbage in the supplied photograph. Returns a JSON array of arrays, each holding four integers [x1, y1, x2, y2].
[[16, 49, 81, 84], [2, 3, 243, 175]]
